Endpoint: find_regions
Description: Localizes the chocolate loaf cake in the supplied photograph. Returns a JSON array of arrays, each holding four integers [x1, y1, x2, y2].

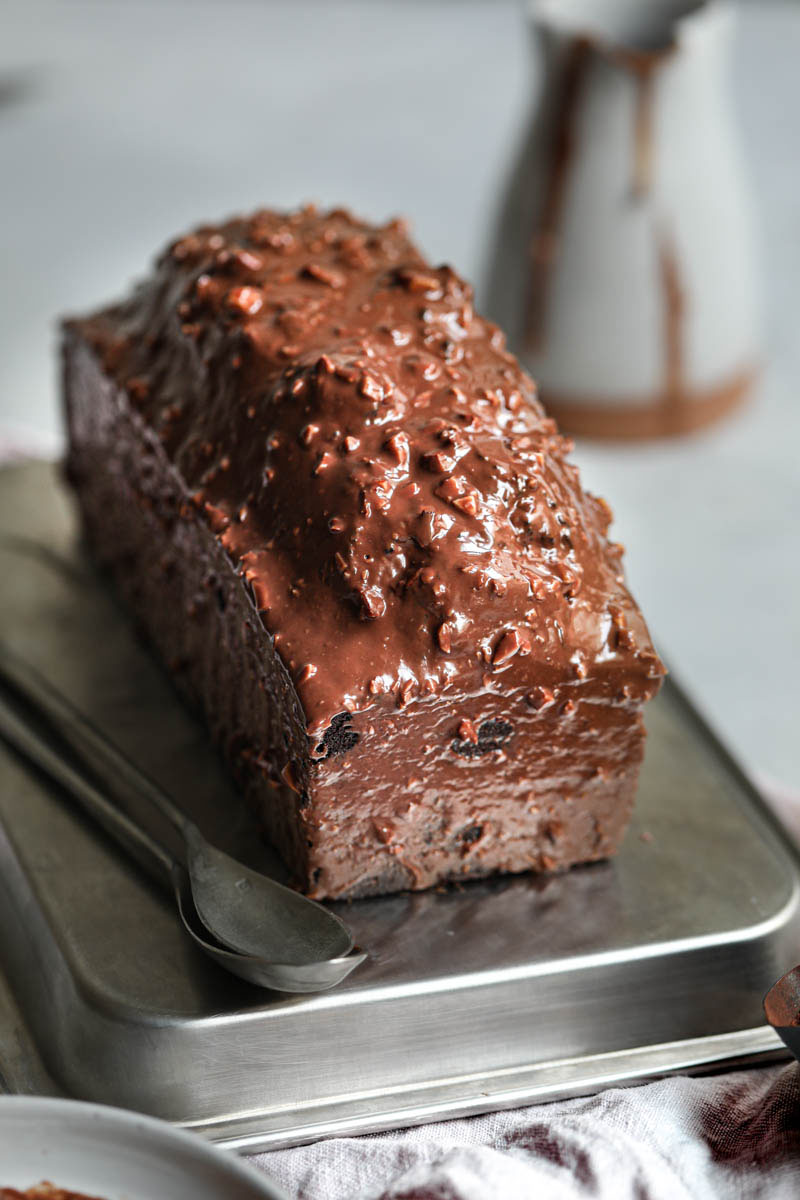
[[63, 205, 664, 900]]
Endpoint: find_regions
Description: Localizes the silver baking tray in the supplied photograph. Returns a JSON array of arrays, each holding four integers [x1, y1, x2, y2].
[[0, 461, 795, 1152]]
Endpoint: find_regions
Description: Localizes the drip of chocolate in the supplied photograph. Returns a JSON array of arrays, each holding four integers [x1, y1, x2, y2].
[[658, 233, 687, 432], [523, 36, 591, 352]]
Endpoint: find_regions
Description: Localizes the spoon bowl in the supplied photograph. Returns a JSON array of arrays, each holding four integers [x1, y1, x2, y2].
[[184, 824, 354, 965], [173, 866, 366, 992]]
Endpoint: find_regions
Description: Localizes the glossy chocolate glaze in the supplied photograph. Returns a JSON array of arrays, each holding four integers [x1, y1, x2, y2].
[[65, 206, 664, 898]]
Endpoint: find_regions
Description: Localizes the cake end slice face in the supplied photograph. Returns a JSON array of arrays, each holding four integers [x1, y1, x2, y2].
[[63, 205, 665, 899]]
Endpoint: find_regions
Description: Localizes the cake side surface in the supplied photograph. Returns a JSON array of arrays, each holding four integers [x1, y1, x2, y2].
[[63, 205, 664, 899]]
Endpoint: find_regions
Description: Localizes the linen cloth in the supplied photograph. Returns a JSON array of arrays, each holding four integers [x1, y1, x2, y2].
[[252, 1063, 800, 1199], [251, 774, 800, 1199]]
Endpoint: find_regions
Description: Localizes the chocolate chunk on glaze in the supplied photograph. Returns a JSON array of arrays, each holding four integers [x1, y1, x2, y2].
[[63, 204, 664, 899], [452, 718, 514, 758], [316, 712, 360, 759]]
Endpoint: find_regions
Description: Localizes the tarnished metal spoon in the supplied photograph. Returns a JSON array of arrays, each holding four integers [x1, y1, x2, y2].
[[0, 644, 365, 992]]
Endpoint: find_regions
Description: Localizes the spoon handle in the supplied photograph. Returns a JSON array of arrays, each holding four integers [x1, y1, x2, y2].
[[0, 687, 174, 881], [0, 642, 195, 840]]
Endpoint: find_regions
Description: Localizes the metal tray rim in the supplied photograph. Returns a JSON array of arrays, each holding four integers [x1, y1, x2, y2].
[[180, 1026, 788, 1152]]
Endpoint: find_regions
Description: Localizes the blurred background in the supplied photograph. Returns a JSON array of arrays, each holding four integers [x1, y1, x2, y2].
[[1, 0, 798, 789]]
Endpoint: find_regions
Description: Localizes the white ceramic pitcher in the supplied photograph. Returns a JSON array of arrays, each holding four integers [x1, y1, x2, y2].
[[486, 0, 760, 438]]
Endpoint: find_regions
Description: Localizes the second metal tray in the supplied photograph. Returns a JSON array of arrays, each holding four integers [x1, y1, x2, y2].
[[0, 462, 795, 1151]]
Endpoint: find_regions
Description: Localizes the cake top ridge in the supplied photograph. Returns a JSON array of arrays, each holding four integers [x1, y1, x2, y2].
[[72, 205, 663, 733]]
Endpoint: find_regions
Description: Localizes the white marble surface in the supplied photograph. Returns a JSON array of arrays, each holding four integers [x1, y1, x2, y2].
[[1, 1, 798, 787]]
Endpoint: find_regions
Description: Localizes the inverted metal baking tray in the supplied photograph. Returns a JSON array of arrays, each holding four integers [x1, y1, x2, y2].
[[0, 461, 795, 1152]]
